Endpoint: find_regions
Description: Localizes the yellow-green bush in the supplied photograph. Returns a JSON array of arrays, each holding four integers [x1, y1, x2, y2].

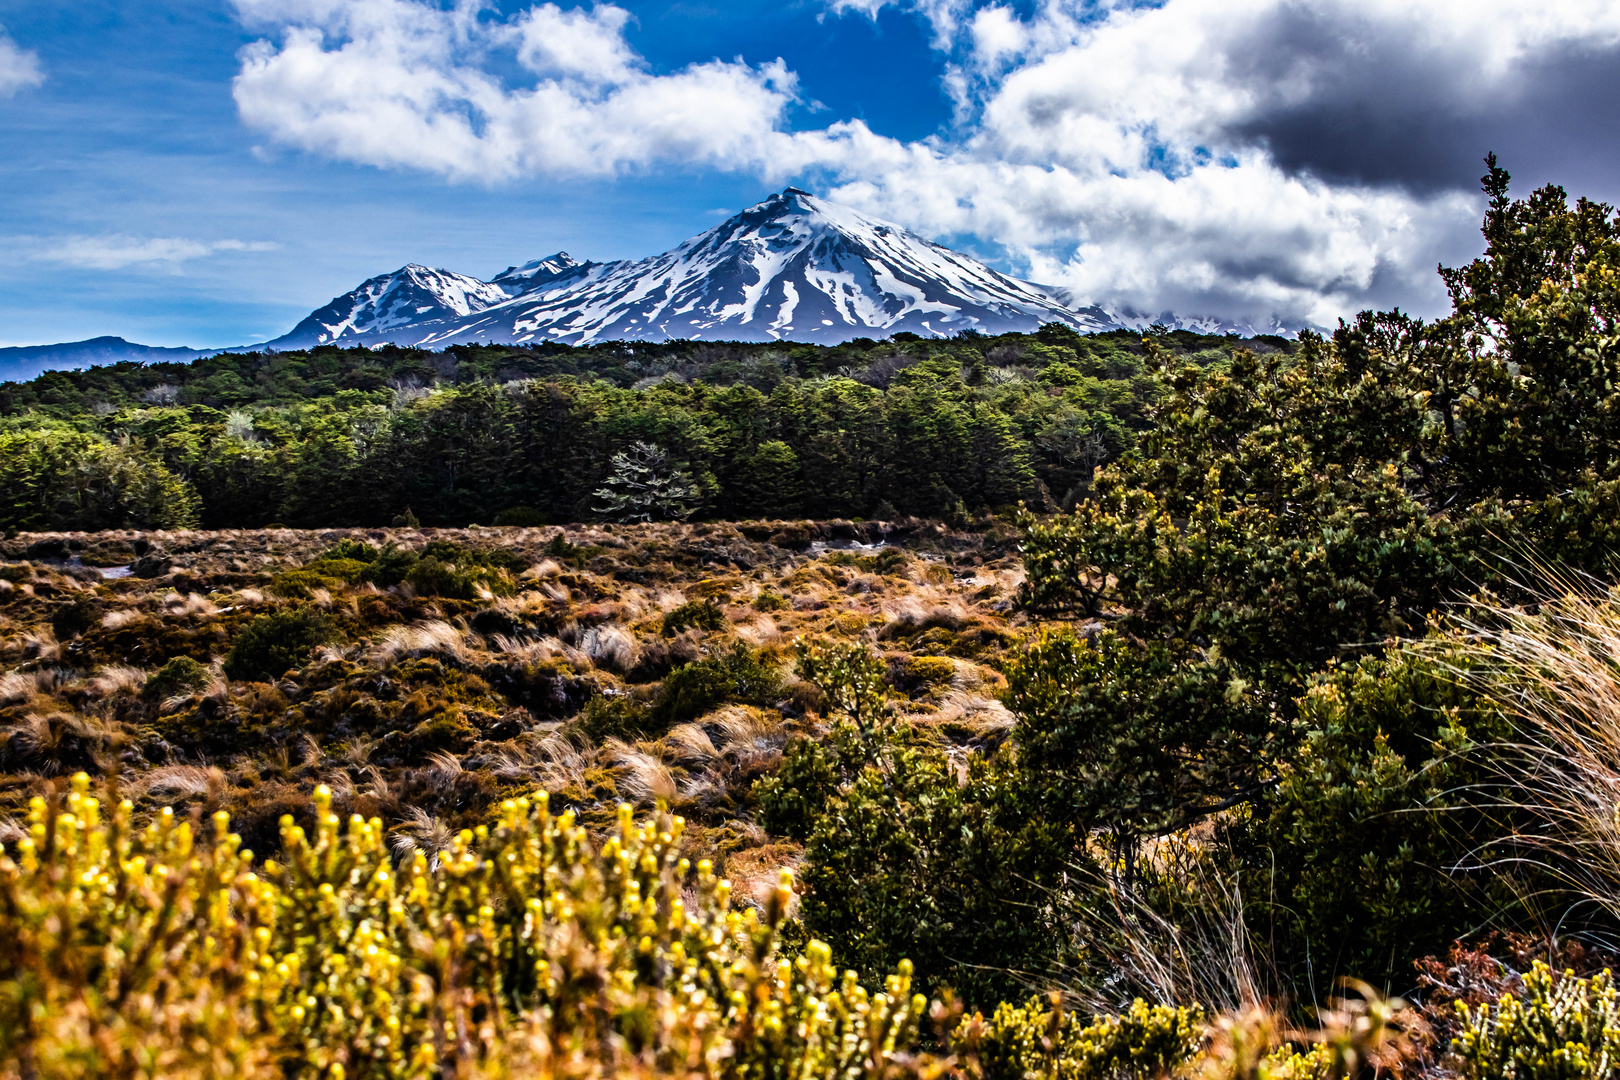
[[0, 775, 928, 1080], [963, 994, 1204, 1080], [303, 557, 372, 584], [270, 568, 345, 599], [1456, 962, 1620, 1080]]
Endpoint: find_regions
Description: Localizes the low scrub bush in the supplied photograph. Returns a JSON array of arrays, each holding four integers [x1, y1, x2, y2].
[[891, 655, 955, 694], [663, 598, 727, 636], [322, 538, 379, 562], [144, 655, 211, 700], [653, 644, 782, 729], [359, 542, 419, 587], [223, 607, 340, 682], [966, 996, 1204, 1080], [573, 693, 657, 742], [358, 542, 518, 599], [302, 557, 371, 583], [49, 596, 102, 641], [268, 568, 342, 598]]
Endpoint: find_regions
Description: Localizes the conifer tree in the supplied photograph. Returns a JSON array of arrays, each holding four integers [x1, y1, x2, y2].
[[592, 440, 699, 522]]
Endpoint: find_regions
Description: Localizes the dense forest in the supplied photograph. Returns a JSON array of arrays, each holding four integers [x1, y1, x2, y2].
[[0, 324, 1267, 530], [8, 162, 1620, 1080]]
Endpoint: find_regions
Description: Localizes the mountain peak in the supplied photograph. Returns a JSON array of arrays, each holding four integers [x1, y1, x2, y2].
[[269, 263, 510, 348], [490, 251, 593, 297]]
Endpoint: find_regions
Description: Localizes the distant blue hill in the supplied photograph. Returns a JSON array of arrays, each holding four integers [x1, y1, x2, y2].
[[0, 337, 213, 384]]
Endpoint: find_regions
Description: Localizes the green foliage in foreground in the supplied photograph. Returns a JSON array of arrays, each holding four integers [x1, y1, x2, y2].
[[769, 629, 1537, 1003], [971, 997, 1204, 1080], [951, 161, 1620, 995], [1, 774, 1424, 1080], [758, 640, 1069, 1005], [1231, 638, 1538, 989]]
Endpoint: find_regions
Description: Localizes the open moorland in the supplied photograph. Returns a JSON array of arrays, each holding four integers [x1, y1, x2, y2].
[[0, 520, 1023, 896]]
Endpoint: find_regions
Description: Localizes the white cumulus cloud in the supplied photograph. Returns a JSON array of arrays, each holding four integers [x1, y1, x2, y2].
[[0, 30, 43, 96], [231, 0, 798, 181], [824, 0, 970, 48], [22, 236, 280, 270]]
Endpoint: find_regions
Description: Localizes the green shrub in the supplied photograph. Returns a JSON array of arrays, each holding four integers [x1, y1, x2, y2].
[[757, 736, 842, 841], [652, 644, 781, 728], [545, 532, 580, 561], [143, 656, 211, 700], [50, 596, 102, 641], [573, 693, 656, 742], [358, 542, 418, 586], [1234, 635, 1529, 991], [321, 538, 378, 563], [895, 655, 955, 693], [301, 557, 370, 583], [355, 541, 517, 599], [1003, 627, 1273, 839], [752, 590, 789, 612], [872, 547, 909, 575], [404, 557, 509, 600], [403, 555, 462, 597], [493, 505, 547, 526], [760, 640, 1068, 1005], [662, 598, 727, 636], [1457, 963, 1620, 1080], [419, 539, 470, 562], [223, 607, 340, 682], [268, 568, 341, 599]]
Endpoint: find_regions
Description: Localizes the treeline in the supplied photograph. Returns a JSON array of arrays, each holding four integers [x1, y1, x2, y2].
[[0, 328, 1263, 531]]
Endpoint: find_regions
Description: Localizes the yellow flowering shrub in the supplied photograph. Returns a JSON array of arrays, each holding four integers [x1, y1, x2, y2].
[[0, 775, 929, 1080], [961, 994, 1204, 1080], [1455, 963, 1620, 1080]]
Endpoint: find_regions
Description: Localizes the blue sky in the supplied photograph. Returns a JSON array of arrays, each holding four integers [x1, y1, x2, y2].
[[0, 1, 958, 346], [2, 0, 1619, 346]]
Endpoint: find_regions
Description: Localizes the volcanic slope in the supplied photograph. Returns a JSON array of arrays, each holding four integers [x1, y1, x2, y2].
[[265, 189, 1123, 348]]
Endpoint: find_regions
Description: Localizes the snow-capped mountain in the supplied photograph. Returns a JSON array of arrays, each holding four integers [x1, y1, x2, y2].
[[263, 190, 1136, 349], [270, 264, 514, 350]]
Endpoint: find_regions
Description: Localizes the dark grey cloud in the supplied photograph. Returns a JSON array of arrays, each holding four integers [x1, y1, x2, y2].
[[1224, 6, 1620, 202]]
